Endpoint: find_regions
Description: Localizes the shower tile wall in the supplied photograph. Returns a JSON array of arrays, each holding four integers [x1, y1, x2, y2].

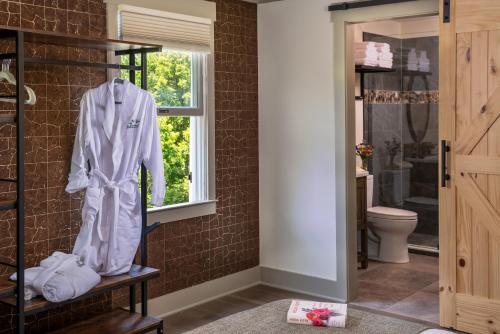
[[363, 33, 404, 208], [363, 33, 439, 248], [402, 36, 439, 243]]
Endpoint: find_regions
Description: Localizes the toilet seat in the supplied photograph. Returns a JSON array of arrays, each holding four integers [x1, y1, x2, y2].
[[368, 216, 417, 225], [367, 206, 417, 220]]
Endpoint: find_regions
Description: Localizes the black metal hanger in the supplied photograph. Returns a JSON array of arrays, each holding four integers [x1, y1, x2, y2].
[[114, 77, 124, 104]]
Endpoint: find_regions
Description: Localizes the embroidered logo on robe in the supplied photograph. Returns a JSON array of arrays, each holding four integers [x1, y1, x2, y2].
[[127, 119, 141, 129]]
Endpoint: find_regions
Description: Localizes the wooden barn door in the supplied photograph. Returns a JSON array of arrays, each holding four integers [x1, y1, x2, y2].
[[440, 0, 500, 332]]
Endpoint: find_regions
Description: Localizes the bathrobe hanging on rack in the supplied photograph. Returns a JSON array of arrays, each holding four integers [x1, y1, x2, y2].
[[66, 78, 165, 276]]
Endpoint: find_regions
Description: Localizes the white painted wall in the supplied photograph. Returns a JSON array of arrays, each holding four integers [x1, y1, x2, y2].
[[258, 0, 337, 281]]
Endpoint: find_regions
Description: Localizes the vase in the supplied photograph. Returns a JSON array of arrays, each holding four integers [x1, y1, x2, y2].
[[361, 158, 368, 171]]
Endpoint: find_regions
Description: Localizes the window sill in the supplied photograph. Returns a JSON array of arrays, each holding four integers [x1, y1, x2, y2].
[[147, 200, 217, 224]]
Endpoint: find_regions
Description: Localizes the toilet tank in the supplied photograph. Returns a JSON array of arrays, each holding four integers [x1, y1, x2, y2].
[[366, 174, 374, 208]]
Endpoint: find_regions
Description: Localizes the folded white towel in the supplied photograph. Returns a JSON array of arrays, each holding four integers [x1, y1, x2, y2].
[[10, 252, 101, 303], [355, 59, 379, 66], [379, 54, 394, 61], [32, 252, 101, 303], [379, 61, 393, 69], [9, 267, 44, 301], [39, 261, 101, 302], [355, 58, 379, 65], [355, 49, 379, 57], [356, 57, 376, 61], [419, 65, 430, 72]]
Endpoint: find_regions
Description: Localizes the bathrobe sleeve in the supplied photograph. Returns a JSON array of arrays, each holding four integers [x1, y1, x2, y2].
[[142, 94, 166, 207], [66, 93, 91, 193]]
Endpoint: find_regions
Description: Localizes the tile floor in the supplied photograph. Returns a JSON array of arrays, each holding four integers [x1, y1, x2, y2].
[[352, 253, 439, 324], [408, 232, 440, 249]]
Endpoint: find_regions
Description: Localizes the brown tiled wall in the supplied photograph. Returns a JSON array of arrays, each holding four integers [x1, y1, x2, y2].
[[113, 0, 259, 307], [0, 0, 258, 332]]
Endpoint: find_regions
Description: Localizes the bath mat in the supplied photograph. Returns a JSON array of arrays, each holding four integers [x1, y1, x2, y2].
[[183, 299, 430, 334]]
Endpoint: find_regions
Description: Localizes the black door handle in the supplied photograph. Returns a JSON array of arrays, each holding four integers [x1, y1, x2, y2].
[[441, 140, 450, 187]]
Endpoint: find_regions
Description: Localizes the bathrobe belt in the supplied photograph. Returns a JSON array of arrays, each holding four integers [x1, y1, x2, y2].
[[89, 169, 138, 247]]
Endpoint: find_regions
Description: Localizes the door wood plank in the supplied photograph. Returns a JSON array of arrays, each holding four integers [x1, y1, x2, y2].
[[487, 29, 500, 300], [455, 84, 500, 156], [456, 293, 500, 334], [456, 155, 500, 175], [455, 32, 473, 296], [456, 174, 500, 239], [456, 0, 500, 33], [456, 33, 472, 140], [472, 223, 490, 297], [470, 30, 490, 298], [439, 0, 457, 327], [456, 193, 473, 294]]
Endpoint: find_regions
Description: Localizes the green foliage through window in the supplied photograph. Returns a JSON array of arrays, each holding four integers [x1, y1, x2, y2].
[[123, 51, 192, 207]]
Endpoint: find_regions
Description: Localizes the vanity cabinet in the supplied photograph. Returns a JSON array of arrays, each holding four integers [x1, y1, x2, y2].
[[357, 176, 368, 269]]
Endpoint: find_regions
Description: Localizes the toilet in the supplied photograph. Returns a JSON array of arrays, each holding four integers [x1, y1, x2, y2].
[[366, 174, 418, 263]]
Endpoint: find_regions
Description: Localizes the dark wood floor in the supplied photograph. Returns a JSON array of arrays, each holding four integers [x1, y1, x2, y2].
[[352, 253, 439, 324], [163, 258, 439, 334], [163, 285, 323, 334]]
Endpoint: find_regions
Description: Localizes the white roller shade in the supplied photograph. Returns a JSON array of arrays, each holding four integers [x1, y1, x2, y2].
[[119, 5, 212, 53]]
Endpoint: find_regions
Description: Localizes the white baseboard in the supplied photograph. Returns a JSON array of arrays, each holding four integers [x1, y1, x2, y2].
[[260, 266, 347, 303], [138, 266, 261, 318], [137, 265, 347, 318]]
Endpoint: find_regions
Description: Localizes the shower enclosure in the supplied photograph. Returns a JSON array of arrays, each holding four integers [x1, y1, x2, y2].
[[363, 32, 439, 252]]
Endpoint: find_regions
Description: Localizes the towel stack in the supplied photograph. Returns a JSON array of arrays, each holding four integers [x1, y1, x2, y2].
[[418, 50, 430, 72], [355, 42, 393, 68], [406, 48, 430, 72], [407, 48, 418, 71], [378, 43, 393, 68]]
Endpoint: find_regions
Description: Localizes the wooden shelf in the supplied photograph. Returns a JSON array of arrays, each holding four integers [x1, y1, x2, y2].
[[0, 115, 15, 123], [0, 198, 16, 210], [0, 265, 159, 315], [0, 25, 162, 53], [355, 65, 396, 73], [48, 309, 163, 334], [0, 279, 16, 299]]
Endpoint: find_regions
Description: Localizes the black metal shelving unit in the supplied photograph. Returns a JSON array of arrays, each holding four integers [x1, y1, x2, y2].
[[0, 26, 165, 334], [355, 65, 397, 100]]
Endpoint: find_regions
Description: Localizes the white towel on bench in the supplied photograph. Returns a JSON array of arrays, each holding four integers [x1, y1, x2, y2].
[[10, 251, 101, 303], [9, 267, 44, 300]]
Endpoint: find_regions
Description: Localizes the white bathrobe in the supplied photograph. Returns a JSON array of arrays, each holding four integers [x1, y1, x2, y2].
[[10, 251, 101, 302], [66, 78, 165, 276]]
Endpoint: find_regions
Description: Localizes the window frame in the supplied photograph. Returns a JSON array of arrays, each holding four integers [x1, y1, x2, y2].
[[157, 53, 205, 117], [106, 0, 217, 223]]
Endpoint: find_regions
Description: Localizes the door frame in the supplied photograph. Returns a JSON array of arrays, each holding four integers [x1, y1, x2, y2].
[[331, 0, 439, 303]]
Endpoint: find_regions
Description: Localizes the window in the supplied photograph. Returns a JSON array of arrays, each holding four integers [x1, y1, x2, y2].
[[111, 1, 216, 221], [123, 50, 209, 208]]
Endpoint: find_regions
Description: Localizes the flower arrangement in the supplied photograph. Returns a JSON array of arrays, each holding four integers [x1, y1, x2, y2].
[[356, 142, 374, 171], [356, 143, 374, 171]]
